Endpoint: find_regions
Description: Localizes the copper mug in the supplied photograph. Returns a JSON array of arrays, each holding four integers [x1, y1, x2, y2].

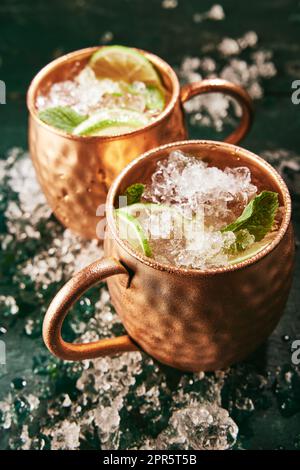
[[43, 140, 295, 372], [27, 47, 253, 239]]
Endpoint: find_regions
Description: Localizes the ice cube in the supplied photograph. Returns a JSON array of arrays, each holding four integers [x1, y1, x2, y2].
[[153, 403, 238, 450]]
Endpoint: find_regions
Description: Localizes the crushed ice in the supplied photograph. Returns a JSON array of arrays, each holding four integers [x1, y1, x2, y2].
[[0, 140, 299, 449], [142, 150, 257, 269], [0, 24, 298, 450], [193, 5, 225, 24], [36, 66, 157, 120]]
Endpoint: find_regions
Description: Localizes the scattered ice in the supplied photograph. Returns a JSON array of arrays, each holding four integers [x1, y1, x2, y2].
[[251, 50, 277, 78], [62, 394, 72, 408], [20, 425, 31, 450], [140, 404, 238, 450], [94, 396, 123, 449], [20, 229, 101, 287], [193, 5, 225, 23], [0, 296, 19, 315], [235, 397, 255, 412], [179, 32, 276, 131], [77, 352, 143, 395], [5, 150, 49, 219], [199, 57, 216, 73], [238, 31, 258, 49], [27, 394, 40, 411], [2, 149, 51, 240], [75, 352, 144, 449], [24, 319, 34, 336], [45, 420, 80, 450], [219, 32, 258, 57], [21, 252, 63, 286], [0, 397, 13, 429], [70, 285, 122, 340], [139, 384, 162, 416], [161, 0, 178, 9], [180, 56, 202, 75], [100, 31, 114, 44], [218, 38, 240, 56]]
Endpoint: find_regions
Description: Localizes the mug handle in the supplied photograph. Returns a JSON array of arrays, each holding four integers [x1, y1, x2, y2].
[[180, 78, 254, 144], [42, 257, 138, 360]]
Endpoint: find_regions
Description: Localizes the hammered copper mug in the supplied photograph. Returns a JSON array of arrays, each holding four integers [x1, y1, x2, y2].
[[43, 140, 295, 372], [27, 47, 253, 239]]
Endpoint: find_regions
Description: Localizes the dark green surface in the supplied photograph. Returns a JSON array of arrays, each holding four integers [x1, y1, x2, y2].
[[0, 0, 300, 450]]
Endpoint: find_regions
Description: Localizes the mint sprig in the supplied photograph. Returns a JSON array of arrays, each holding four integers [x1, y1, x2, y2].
[[38, 106, 87, 133], [222, 191, 279, 242], [123, 183, 145, 205]]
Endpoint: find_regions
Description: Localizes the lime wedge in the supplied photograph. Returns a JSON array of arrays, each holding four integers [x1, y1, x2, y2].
[[114, 207, 152, 257], [72, 108, 148, 136], [89, 45, 162, 87], [115, 202, 194, 257], [88, 124, 141, 137]]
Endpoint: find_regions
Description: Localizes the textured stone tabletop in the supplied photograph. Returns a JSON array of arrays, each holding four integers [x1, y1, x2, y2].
[[0, 0, 299, 450]]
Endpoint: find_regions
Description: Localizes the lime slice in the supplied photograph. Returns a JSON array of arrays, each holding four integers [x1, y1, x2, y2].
[[119, 203, 201, 238], [90, 124, 141, 137], [89, 45, 162, 86], [115, 203, 194, 257], [72, 108, 148, 136], [229, 234, 274, 265], [114, 207, 152, 257]]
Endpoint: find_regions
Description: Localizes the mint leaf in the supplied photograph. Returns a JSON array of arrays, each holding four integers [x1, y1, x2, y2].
[[38, 106, 87, 133], [124, 183, 145, 205], [145, 85, 165, 111], [222, 191, 279, 242]]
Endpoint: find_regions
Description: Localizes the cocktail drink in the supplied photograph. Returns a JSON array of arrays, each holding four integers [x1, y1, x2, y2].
[[36, 46, 167, 136], [115, 150, 281, 269], [28, 46, 253, 239], [42, 141, 294, 370]]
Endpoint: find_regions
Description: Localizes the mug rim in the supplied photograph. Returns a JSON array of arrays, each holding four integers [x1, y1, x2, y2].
[[106, 139, 292, 277], [26, 46, 180, 142]]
